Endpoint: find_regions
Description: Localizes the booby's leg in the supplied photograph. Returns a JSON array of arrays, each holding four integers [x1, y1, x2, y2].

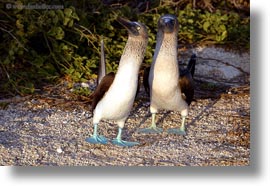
[[137, 113, 163, 133], [86, 123, 108, 144], [167, 116, 186, 135], [112, 127, 139, 147]]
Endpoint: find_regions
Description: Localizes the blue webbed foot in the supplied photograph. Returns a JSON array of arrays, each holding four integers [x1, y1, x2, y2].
[[167, 116, 187, 135], [138, 113, 163, 134], [111, 127, 139, 147], [86, 123, 108, 144], [111, 138, 139, 147], [86, 135, 108, 144], [167, 128, 186, 135], [137, 126, 163, 134]]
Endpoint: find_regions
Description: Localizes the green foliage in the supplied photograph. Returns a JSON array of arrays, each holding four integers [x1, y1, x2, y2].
[[1, 1, 84, 95], [65, 55, 97, 82], [177, 4, 250, 46], [0, 0, 250, 96], [72, 87, 91, 97]]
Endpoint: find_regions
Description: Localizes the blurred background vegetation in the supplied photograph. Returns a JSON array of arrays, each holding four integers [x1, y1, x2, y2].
[[0, 0, 250, 97]]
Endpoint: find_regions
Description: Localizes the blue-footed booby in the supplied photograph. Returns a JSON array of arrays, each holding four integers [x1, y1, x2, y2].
[[86, 17, 148, 146], [139, 14, 196, 135]]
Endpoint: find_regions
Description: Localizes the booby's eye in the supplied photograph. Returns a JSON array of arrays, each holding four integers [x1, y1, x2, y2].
[[136, 26, 141, 31]]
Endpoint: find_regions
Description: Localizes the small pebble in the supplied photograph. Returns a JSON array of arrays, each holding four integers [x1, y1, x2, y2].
[[57, 148, 63, 154]]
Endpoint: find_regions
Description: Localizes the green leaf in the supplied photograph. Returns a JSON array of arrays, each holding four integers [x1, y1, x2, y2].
[[63, 17, 71, 26], [203, 21, 210, 32], [64, 8, 73, 17], [221, 30, 227, 41], [221, 15, 228, 21], [55, 27, 65, 40], [187, 19, 194, 24], [72, 12, 80, 21], [48, 10, 56, 17], [56, 10, 64, 20], [219, 24, 226, 31], [68, 19, 74, 27]]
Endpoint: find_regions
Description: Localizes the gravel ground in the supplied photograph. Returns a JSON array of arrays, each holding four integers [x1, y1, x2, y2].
[[0, 83, 250, 166]]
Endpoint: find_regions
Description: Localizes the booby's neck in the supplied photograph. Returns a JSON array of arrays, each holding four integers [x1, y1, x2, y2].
[[151, 31, 179, 80], [118, 36, 147, 70], [112, 35, 147, 90], [155, 31, 178, 57]]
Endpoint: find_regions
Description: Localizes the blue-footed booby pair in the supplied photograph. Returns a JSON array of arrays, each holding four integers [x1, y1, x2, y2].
[[86, 15, 196, 147]]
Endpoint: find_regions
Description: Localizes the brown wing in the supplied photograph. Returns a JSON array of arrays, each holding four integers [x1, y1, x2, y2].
[[179, 69, 194, 106], [89, 72, 115, 111], [135, 74, 141, 98], [143, 66, 150, 97]]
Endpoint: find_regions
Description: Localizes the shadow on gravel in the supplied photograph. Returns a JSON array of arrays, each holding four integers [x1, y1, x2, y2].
[[0, 131, 21, 148]]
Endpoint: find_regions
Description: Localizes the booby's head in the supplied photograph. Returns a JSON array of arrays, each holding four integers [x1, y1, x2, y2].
[[158, 14, 179, 33], [117, 17, 148, 39]]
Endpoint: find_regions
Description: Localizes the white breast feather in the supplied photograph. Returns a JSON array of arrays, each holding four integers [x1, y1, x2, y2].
[[150, 48, 188, 112], [94, 60, 138, 121]]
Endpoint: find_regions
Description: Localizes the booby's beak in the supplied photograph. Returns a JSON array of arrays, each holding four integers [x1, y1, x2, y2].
[[117, 17, 140, 36]]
